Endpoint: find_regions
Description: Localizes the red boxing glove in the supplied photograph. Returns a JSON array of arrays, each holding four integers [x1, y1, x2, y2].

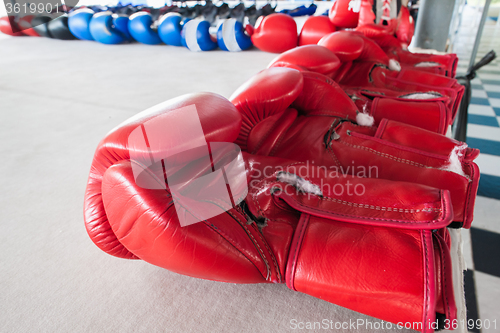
[[268, 44, 455, 130], [230, 67, 479, 228], [84, 93, 243, 258], [0, 16, 25, 36], [374, 35, 459, 78], [396, 5, 414, 47], [329, 0, 360, 28], [85, 92, 457, 332], [298, 16, 336, 46], [251, 13, 297, 53], [268, 45, 341, 77]]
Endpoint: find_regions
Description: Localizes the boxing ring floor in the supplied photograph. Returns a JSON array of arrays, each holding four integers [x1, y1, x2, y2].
[[1, 31, 489, 332]]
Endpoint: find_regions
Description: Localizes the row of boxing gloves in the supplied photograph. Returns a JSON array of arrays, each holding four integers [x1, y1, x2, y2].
[[1, 0, 412, 52], [83, 26, 479, 333], [0, 2, 286, 50]]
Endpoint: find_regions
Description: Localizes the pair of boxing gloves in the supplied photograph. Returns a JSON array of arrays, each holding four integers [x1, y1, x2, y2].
[[84, 67, 479, 332]]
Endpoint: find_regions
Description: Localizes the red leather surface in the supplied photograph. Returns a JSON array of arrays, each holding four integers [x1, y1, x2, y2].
[[0, 16, 25, 36], [101, 160, 269, 283], [251, 14, 297, 53], [16, 16, 40, 37], [358, 0, 377, 27], [268, 45, 341, 78], [328, 0, 359, 28], [266, 46, 453, 132], [340, 62, 462, 123], [394, 68, 457, 88], [370, 98, 447, 134], [292, 71, 359, 120], [396, 6, 415, 46], [387, 69, 465, 122], [299, 16, 336, 46], [84, 91, 466, 332], [373, 36, 458, 78], [84, 93, 242, 258], [276, 180, 452, 229], [231, 69, 479, 227], [230, 67, 303, 151], [356, 23, 392, 39], [318, 31, 390, 65], [247, 108, 298, 156], [433, 230, 457, 321], [263, 116, 474, 226], [289, 216, 435, 328], [82, 34, 479, 330], [315, 30, 463, 122], [377, 119, 463, 155]]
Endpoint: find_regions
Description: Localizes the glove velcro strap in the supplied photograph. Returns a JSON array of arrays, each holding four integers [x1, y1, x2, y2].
[[371, 98, 448, 135], [273, 179, 453, 230]]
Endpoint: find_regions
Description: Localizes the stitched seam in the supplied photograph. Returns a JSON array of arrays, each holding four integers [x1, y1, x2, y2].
[[339, 140, 428, 168], [320, 195, 441, 213], [225, 208, 272, 281]]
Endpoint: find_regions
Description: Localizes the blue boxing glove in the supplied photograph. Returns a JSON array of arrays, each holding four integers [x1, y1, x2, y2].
[[158, 13, 183, 46], [216, 18, 252, 52], [89, 11, 131, 44], [128, 11, 162, 45], [281, 4, 317, 17], [181, 19, 217, 52], [68, 8, 94, 40]]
